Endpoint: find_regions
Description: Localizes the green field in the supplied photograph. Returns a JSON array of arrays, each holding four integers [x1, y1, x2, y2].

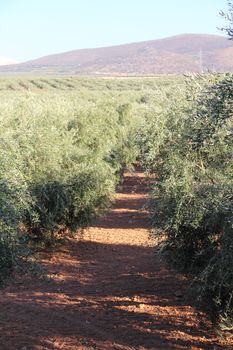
[[0, 74, 232, 329]]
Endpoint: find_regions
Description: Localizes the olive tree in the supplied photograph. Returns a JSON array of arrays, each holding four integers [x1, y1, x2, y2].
[[220, 1, 233, 39]]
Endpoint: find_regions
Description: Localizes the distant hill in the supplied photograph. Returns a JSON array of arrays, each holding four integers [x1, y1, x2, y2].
[[1, 34, 233, 75]]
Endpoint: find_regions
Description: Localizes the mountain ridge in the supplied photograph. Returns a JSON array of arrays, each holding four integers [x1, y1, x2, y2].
[[1, 34, 233, 75]]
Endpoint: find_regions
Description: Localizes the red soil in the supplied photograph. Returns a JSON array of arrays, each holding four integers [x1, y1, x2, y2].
[[0, 168, 232, 350]]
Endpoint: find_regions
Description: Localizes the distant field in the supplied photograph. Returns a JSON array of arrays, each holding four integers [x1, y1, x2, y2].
[[0, 75, 184, 93]]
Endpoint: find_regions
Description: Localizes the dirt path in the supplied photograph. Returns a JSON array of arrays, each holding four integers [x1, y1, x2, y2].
[[0, 168, 232, 350]]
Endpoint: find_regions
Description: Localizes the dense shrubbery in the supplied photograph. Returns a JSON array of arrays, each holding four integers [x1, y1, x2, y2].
[[139, 74, 233, 328], [1, 71, 232, 330], [0, 84, 144, 280]]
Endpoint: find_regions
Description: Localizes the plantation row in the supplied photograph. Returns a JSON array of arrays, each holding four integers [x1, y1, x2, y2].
[[139, 74, 233, 329], [0, 75, 181, 92], [0, 72, 232, 329], [0, 77, 85, 91], [0, 82, 149, 282]]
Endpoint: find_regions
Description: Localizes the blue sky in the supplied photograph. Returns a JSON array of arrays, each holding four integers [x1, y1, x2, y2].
[[0, 0, 229, 61]]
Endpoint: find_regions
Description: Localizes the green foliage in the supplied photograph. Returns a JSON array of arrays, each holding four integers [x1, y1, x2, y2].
[[140, 74, 233, 327], [2, 73, 232, 329], [220, 1, 233, 39], [0, 142, 31, 281], [0, 76, 149, 277]]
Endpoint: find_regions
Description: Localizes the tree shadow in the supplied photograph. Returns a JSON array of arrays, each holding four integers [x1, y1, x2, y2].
[[0, 240, 227, 350], [0, 167, 229, 350]]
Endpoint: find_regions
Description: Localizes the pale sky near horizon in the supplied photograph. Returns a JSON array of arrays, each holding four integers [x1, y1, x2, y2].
[[0, 0, 229, 61]]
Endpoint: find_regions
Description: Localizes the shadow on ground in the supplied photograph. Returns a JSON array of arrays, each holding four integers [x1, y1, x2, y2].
[[0, 168, 228, 350], [0, 240, 224, 350]]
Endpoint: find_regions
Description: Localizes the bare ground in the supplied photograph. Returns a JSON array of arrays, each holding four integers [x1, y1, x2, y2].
[[0, 168, 232, 350]]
